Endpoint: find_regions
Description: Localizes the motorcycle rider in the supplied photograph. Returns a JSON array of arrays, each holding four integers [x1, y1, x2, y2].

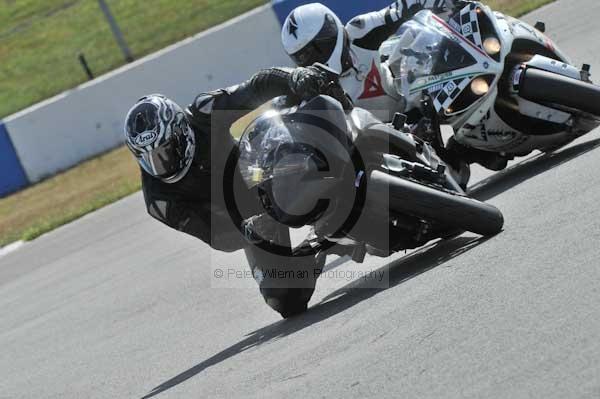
[[281, 1, 455, 120], [124, 66, 340, 318], [281, 1, 511, 178], [280, 1, 478, 185]]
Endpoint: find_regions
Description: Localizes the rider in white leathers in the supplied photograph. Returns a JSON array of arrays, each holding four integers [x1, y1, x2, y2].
[[281, 1, 455, 121], [281, 1, 476, 186]]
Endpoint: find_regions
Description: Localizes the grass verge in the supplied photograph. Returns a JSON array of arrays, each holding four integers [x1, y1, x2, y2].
[[486, 0, 555, 16], [0, 0, 267, 119], [0, 147, 139, 246], [0, 0, 555, 247]]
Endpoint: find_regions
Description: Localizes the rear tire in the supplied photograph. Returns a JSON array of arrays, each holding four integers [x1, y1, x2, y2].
[[367, 171, 504, 236], [519, 68, 600, 117]]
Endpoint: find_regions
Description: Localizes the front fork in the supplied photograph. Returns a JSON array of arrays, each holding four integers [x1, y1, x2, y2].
[[412, 97, 446, 155]]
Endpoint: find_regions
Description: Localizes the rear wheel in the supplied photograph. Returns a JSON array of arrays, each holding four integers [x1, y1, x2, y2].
[[367, 170, 504, 237]]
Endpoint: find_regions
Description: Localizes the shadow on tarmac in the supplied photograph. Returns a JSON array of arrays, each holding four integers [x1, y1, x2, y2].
[[469, 138, 600, 201], [142, 136, 600, 399]]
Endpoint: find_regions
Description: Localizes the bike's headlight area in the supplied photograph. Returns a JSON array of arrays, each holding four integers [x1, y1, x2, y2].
[[444, 75, 496, 116], [475, 7, 502, 62], [483, 37, 501, 55], [471, 77, 490, 96], [244, 165, 267, 187]]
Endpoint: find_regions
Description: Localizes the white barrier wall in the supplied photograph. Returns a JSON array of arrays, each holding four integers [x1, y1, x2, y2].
[[4, 5, 292, 183]]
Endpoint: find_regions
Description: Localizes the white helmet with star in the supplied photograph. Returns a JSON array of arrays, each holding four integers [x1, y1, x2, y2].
[[281, 3, 349, 74]]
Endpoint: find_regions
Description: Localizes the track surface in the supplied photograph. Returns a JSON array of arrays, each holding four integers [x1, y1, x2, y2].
[[2, 1, 600, 397]]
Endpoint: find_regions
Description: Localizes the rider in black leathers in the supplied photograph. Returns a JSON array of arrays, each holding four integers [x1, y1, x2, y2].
[[125, 66, 333, 318]]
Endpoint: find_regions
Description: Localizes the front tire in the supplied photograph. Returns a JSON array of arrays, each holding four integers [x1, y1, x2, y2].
[[519, 68, 600, 117], [367, 170, 504, 236]]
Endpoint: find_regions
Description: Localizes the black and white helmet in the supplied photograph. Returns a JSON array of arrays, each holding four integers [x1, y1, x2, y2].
[[124, 94, 195, 183], [281, 3, 351, 74]]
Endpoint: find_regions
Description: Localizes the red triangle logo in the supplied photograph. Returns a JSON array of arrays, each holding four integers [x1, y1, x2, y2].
[[358, 61, 386, 99]]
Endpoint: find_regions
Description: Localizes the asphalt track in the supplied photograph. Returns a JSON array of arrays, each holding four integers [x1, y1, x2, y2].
[[2, 1, 600, 397]]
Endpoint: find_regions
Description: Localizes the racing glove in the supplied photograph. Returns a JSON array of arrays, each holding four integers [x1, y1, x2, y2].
[[289, 65, 354, 110], [289, 65, 329, 100]]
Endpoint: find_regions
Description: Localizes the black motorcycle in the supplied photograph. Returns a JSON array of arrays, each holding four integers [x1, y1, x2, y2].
[[233, 91, 504, 317]]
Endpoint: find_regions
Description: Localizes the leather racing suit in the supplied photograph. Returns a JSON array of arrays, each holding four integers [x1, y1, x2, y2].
[[139, 67, 324, 317], [340, 0, 454, 120]]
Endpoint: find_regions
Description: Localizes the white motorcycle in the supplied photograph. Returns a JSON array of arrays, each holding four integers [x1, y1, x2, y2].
[[380, 1, 600, 168]]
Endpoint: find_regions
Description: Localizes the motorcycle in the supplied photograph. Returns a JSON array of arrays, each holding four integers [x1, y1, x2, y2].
[[379, 1, 600, 167], [235, 90, 504, 273]]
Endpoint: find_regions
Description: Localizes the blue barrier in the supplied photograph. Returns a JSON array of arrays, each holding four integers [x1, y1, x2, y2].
[[0, 122, 28, 197], [271, 0, 392, 26]]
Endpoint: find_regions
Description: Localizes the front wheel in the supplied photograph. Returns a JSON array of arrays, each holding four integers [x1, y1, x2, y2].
[[367, 170, 504, 236], [519, 68, 600, 117]]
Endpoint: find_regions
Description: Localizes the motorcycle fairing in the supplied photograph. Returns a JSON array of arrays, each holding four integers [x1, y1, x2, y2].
[[382, 2, 598, 155], [389, 8, 504, 118]]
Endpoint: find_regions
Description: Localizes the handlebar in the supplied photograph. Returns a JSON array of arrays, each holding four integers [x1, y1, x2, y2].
[[312, 63, 354, 111]]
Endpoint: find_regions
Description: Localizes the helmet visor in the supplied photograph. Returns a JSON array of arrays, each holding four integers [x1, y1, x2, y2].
[[139, 137, 184, 179]]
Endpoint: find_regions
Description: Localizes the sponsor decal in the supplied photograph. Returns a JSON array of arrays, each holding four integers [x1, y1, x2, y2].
[[462, 23, 473, 35], [134, 131, 158, 147], [428, 82, 445, 94], [358, 61, 386, 100], [411, 71, 482, 95], [444, 81, 457, 94]]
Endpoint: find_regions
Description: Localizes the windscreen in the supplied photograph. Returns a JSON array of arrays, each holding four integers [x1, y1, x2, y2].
[[238, 111, 314, 188], [387, 19, 477, 94]]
